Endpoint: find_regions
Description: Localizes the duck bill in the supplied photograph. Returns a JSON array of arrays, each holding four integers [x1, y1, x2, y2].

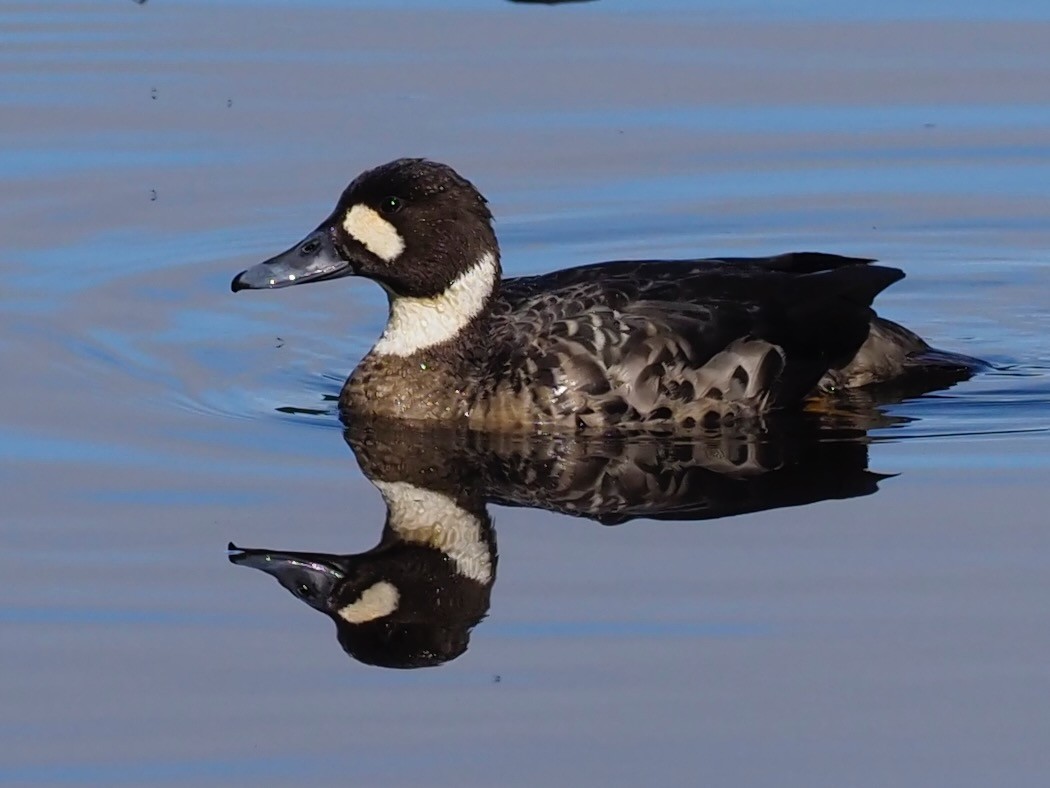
[[231, 228, 353, 292], [228, 542, 347, 609]]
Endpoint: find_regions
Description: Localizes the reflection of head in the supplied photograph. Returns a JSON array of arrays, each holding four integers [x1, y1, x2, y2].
[[335, 564, 476, 669], [229, 480, 497, 670], [336, 533, 494, 669], [340, 621, 470, 669]]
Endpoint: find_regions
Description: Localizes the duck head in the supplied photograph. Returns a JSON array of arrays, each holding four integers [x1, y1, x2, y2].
[[231, 158, 500, 300]]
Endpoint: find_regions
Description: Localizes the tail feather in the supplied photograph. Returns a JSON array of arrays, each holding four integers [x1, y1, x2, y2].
[[750, 251, 878, 274]]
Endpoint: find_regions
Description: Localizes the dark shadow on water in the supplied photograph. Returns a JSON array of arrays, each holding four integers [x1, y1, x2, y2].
[[230, 408, 894, 670]]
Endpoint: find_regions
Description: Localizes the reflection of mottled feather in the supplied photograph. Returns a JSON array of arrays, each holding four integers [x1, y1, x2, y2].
[[474, 425, 887, 524], [475, 253, 903, 428], [344, 414, 889, 528]]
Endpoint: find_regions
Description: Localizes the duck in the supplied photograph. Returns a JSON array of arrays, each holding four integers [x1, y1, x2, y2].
[[231, 158, 984, 430]]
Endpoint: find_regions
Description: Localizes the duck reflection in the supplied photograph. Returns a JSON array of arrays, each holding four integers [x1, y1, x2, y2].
[[230, 414, 890, 668], [229, 439, 496, 669]]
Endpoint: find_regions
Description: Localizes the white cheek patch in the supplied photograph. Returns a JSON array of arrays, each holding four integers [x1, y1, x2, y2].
[[373, 481, 494, 584], [342, 204, 405, 262], [337, 580, 400, 624]]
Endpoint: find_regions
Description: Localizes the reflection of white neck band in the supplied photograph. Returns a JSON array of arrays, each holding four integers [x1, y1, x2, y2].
[[374, 480, 493, 584]]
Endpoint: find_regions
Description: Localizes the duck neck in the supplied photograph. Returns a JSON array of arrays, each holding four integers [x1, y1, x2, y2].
[[371, 251, 499, 360], [342, 252, 499, 420]]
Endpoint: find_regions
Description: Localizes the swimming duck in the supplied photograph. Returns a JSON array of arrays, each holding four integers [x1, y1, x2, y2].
[[231, 158, 983, 430]]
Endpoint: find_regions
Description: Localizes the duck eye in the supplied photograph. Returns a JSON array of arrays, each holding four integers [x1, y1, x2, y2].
[[380, 196, 403, 215]]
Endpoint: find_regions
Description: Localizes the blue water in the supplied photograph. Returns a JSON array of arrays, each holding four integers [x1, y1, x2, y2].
[[3, 1, 1050, 786]]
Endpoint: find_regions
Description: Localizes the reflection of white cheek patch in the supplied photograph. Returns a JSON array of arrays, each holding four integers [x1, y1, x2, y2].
[[342, 204, 405, 262], [337, 580, 400, 624]]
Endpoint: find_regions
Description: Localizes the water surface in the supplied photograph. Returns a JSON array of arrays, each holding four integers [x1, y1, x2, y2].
[[3, 1, 1050, 785]]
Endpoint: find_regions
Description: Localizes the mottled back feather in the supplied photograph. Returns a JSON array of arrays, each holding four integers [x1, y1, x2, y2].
[[474, 256, 903, 428]]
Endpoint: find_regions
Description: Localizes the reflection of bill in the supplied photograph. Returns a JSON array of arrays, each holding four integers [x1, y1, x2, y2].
[[230, 413, 889, 669]]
